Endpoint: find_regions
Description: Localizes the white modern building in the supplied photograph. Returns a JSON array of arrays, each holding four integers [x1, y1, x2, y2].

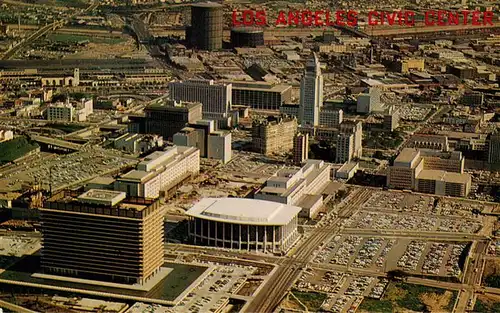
[[255, 160, 331, 218], [0, 129, 14, 142], [186, 198, 301, 253], [208, 131, 232, 164], [169, 79, 232, 121], [46, 99, 93, 122], [335, 162, 359, 180], [114, 133, 164, 154], [114, 146, 200, 198], [299, 53, 324, 127]]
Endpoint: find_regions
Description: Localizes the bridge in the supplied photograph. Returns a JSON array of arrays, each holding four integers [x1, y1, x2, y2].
[[1, 2, 99, 60], [29, 134, 83, 152]]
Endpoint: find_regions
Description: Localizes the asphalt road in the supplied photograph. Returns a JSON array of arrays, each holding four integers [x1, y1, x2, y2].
[[245, 188, 372, 313]]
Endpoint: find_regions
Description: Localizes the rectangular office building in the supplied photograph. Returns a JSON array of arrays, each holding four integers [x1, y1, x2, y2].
[[40, 189, 165, 285], [229, 81, 292, 111]]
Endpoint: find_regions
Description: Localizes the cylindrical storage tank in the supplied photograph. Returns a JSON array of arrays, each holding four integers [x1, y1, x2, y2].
[[189, 2, 223, 51], [230, 27, 264, 48]]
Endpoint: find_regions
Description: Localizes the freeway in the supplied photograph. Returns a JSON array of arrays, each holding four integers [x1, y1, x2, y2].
[[244, 188, 373, 313], [1, 2, 99, 60]]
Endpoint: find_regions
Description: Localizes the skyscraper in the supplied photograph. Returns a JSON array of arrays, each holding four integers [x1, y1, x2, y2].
[[488, 133, 500, 165], [299, 53, 324, 127], [336, 121, 363, 163], [293, 133, 309, 165]]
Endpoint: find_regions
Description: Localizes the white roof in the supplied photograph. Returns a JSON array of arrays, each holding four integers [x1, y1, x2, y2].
[[186, 198, 301, 226]]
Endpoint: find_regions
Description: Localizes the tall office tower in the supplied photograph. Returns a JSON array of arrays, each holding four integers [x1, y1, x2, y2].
[[143, 99, 202, 139], [384, 106, 400, 132], [40, 189, 165, 284], [488, 133, 500, 165], [336, 121, 363, 163], [293, 133, 309, 165], [299, 53, 324, 127], [356, 88, 381, 114], [252, 116, 298, 155], [169, 80, 232, 121], [188, 2, 223, 51], [208, 131, 232, 164], [336, 133, 354, 163]]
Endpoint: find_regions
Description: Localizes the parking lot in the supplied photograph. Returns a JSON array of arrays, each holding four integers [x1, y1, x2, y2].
[[0, 148, 136, 192], [170, 255, 265, 313], [312, 234, 467, 278], [345, 210, 481, 233], [295, 268, 389, 313], [399, 105, 433, 122]]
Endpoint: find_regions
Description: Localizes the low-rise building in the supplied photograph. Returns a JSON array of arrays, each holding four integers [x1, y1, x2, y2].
[[255, 160, 331, 218], [186, 198, 301, 254], [115, 146, 200, 198], [388, 148, 470, 197], [0, 129, 14, 142], [114, 133, 164, 154], [335, 162, 359, 180]]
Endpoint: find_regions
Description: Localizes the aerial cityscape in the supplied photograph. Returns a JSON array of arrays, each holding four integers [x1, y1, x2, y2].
[[0, 0, 498, 312]]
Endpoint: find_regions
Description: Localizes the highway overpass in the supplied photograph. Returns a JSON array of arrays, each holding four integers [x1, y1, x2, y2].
[[29, 135, 83, 152]]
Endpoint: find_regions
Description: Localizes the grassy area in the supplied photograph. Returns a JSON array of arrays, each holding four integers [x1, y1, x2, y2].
[[0, 136, 39, 165], [474, 298, 500, 312], [291, 290, 327, 311], [45, 123, 85, 134], [52, 0, 89, 8], [363, 131, 404, 150], [358, 298, 394, 312], [359, 282, 457, 313], [46, 33, 126, 45]]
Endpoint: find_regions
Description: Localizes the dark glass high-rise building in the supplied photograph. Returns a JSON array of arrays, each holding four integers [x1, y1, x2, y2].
[[188, 2, 223, 51]]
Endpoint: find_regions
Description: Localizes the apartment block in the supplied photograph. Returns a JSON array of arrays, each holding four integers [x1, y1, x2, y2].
[[252, 116, 297, 155], [115, 146, 200, 198], [40, 189, 165, 285]]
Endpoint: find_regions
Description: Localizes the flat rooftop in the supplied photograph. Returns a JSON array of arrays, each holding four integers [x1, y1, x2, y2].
[[338, 161, 359, 173], [120, 169, 153, 182], [186, 198, 301, 226], [417, 170, 471, 184], [78, 189, 126, 206], [395, 148, 420, 164], [228, 80, 291, 93]]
